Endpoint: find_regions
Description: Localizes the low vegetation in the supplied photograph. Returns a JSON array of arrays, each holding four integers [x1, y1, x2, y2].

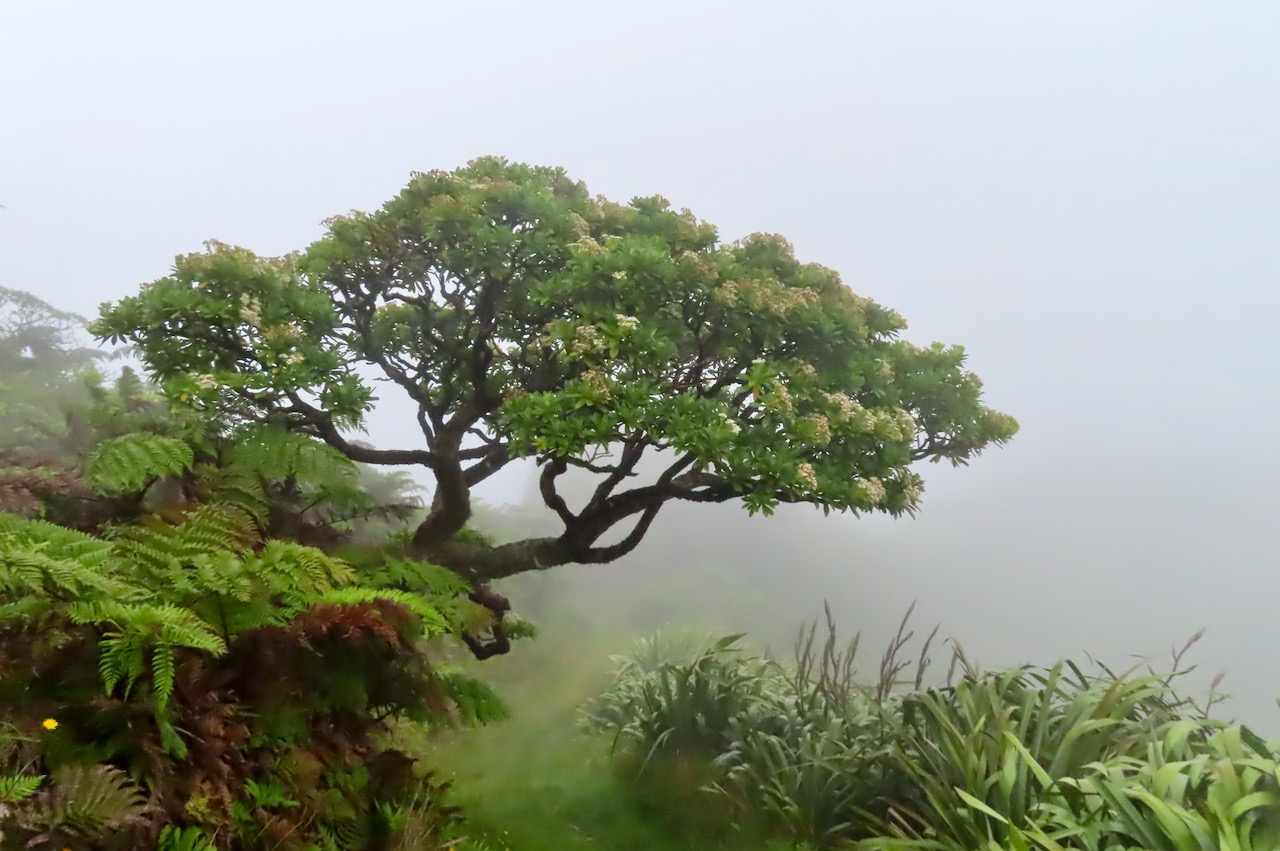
[[581, 609, 1280, 850]]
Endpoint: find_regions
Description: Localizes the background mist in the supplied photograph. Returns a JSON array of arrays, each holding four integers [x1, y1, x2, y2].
[[3, 3, 1276, 724]]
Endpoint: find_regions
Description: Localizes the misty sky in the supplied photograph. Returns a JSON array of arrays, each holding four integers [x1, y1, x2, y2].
[[3, 3, 1278, 722]]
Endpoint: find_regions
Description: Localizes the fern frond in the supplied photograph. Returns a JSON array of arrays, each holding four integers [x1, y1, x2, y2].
[[226, 425, 357, 489], [433, 666, 511, 726], [18, 764, 147, 837], [193, 462, 270, 520], [312, 588, 449, 636], [68, 601, 227, 702], [367, 557, 472, 596], [0, 539, 135, 601], [84, 432, 194, 496], [253, 539, 357, 596], [0, 596, 47, 623], [112, 502, 258, 564], [0, 513, 117, 567], [0, 773, 44, 804], [156, 824, 218, 851], [204, 596, 288, 635]]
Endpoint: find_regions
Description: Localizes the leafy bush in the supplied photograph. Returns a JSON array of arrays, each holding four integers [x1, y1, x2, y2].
[[587, 611, 1274, 851], [0, 363, 505, 848], [583, 630, 774, 765]]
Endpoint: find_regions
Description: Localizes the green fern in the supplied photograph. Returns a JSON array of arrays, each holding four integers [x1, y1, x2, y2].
[[15, 764, 146, 838], [84, 432, 194, 496], [0, 773, 43, 804], [193, 461, 270, 521], [156, 824, 218, 851], [433, 666, 510, 726], [369, 556, 473, 597], [255, 539, 357, 596], [68, 601, 227, 704], [0, 512, 119, 567], [0, 542, 131, 604], [226, 425, 358, 489], [314, 587, 450, 636]]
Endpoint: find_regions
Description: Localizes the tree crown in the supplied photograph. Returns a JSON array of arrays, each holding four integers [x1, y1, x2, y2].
[[93, 156, 1017, 581]]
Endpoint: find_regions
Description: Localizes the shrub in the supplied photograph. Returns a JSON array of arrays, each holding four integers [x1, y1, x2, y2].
[[0, 371, 503, 848], [587, 610, 1267, 851]]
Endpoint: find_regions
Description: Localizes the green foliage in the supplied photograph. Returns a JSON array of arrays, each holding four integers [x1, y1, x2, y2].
[[3, 764, 148, 847], [92, 157, 1017, 592], [0, 287, 495, 848], [585, 614, 1273, 851], [0, 773, 43, 805], [0, 390, 500, 850], [0, 286, 102, 385], [156, 825, 218, 851], [1011, 722, 1280, 851], [583, 630, 770, 764], [0, 496, 485, 845], [225, 425, 356, 487], [84, 432, 195, 496]]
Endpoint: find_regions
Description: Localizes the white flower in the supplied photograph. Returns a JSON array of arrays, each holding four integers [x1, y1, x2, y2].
[[573, 236, 604, 256], [859, 477, 887, 505], [571, 325, 605, 354], [796, 463, 818, 491], [823, 391, 863, 424], [897, 409, 917, 437], [714, 281, 740, 306], [239, 296, 264, 326], [804, 414, 831, 446], [616, 314, 639, 331], [579, 369, 611, 399], [611, 271, 627, 281], [192, 374, 218, 390]]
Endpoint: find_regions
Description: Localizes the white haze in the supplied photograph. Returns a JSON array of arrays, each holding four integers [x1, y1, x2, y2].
[[2, 3, 1277, 724]]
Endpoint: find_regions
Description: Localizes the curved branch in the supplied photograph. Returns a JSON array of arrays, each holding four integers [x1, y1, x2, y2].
[[578, 498, 664, 563], [284, 392, 435, 466], [538, 457, 575, 526], [463, 445, 513, 487]]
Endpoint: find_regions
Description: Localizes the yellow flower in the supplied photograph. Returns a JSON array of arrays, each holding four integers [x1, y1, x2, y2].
[[42, 718, 58, 731]]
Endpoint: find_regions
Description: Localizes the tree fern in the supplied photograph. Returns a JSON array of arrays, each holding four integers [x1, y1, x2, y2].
[[226, 424, 357, 490], [0, 545, 130, 597], [0, 512, 117, 565], [68, 601, 227, 704], [313, 587, 449, 636], [194, 461, 270, 520], [84, 432, 194, 496], [367, 556, 472, 597]]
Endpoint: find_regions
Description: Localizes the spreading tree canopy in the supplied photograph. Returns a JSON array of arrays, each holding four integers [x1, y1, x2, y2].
[[94, 157, 1017, 652]]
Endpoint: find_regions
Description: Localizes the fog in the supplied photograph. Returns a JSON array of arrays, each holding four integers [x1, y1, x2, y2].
[[3, 4, 1278, 724]]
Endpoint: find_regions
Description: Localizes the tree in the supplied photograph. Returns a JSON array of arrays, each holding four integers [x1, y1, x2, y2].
[[0, 285, 101, 384], [93, 156, 1017, 656]]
